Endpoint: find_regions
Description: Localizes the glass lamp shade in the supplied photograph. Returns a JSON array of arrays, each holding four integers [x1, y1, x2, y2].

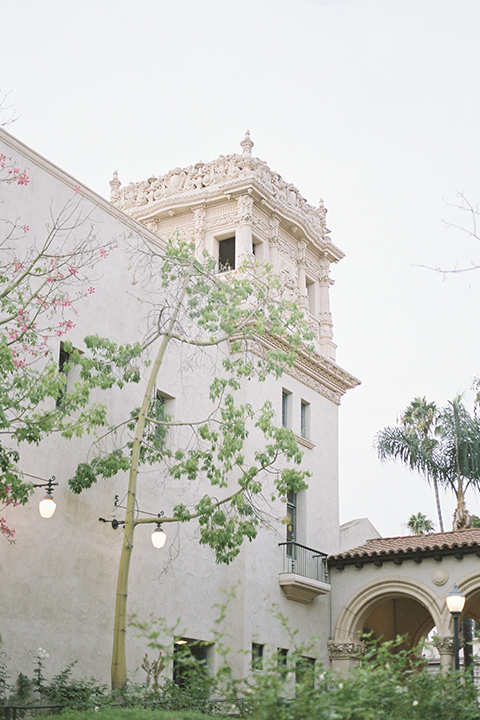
[[39, 495, 57, 519], [151, 527, 167, 549], [446, 583, 466, 614]]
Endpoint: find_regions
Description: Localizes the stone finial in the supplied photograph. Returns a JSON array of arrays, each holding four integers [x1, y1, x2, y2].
[[109, 170, 121, 202], [240, 130, 254, 158]]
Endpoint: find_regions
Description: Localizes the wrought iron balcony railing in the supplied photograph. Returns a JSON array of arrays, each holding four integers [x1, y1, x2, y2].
[[279, 541, 329, 584]]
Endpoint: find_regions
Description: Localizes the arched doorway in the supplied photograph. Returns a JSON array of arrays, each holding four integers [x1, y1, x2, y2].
[[329, 577, 443, 672]]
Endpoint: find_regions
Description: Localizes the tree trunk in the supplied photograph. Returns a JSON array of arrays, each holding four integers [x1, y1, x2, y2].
[[110, 258, 194, 689], [432, 477, 444, 532]]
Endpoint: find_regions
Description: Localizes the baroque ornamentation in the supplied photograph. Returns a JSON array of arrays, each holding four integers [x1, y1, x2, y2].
[[110, 133, 337, 251], [328, 641, 366, 658]]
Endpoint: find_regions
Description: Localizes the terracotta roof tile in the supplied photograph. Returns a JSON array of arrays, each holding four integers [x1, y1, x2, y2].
[[329, 529, 480, 565]]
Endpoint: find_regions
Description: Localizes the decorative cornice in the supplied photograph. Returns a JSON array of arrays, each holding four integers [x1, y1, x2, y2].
[[232, 331, 360, 406], [111, 133, 344, 262]]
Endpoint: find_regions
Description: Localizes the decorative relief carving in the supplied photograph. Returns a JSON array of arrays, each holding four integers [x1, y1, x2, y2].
[[328, 641, 366, 658], [110, 133, 333, 247], [433, 637, 455, 654], [237, 194, 254, 224]]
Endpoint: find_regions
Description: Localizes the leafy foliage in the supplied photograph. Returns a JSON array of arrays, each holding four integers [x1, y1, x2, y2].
[[376, 395, 480, 529]]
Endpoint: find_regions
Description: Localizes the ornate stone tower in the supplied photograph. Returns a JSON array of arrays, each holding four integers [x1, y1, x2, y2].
[[110, 132, 349, 371]]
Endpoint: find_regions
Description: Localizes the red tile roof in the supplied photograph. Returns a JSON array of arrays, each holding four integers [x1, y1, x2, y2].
[[328, 529, 480, 568]]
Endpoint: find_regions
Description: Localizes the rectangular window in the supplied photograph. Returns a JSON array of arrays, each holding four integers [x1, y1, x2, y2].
[[56, 343, 70, 409], [282, 390, 291, 429], [306, 278, 315, 315], [154, 391, 174, 451], [251, 643, 264, 670], [300, 401, 310, 440], [173, 638, 210, 688], [218, 236, 236, 272], [277, 648, 288, 667], [296, 656, 315, 688], [286, 490, 297, 557]]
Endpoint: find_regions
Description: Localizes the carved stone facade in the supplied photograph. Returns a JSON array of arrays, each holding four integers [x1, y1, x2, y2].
[[114, 132, 355, 371]]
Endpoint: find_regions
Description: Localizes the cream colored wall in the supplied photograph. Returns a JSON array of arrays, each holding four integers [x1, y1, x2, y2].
[[0, 128, 354, 685]]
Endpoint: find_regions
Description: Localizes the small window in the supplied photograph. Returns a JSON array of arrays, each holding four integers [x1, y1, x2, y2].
[[296, 656, 315, 687], [282, 390, 291, 429], [286, 491, 297, 556], [251, 643, 264, 670], [300, 401, 310, 440], [306, 278, 315, 315], [154, 391, 173, 451], [277, 648, 288, 667], [173, 638, 210, 688], [218, 236, 236, 272], [56, 343, 71, 409]]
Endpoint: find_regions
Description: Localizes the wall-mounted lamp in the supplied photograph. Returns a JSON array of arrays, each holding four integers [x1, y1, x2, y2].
[[33, 477, 59, 519]]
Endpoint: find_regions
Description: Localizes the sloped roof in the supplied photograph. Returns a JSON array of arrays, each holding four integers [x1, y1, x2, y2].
[[328, 529, 480, 569]]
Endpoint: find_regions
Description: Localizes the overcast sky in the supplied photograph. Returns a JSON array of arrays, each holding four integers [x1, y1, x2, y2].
[[3, 0, 480, 539]]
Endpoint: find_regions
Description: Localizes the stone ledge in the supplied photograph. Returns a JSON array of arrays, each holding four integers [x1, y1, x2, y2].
[[278, 572, 331, 603]]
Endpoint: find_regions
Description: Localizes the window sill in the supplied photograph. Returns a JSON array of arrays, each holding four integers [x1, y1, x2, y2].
[[295, 435, 315, 450]]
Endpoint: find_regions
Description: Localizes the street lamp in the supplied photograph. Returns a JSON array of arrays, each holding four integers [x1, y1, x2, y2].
[[151, 515, 167, 548], [34, 477, 58, 519], [446, 583, 466, 670]]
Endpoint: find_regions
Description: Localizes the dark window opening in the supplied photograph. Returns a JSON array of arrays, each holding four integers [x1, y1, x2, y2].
[[286, 490, 297, 557], [56, 344, 70, 409], [278, 648, 288, 667], [251, 643, 264, 670], [173, 638, 209, 689], [282, 391, 289, 428], [155, 392, 166, 450], [218, 236, 235, 272], [296, 656, 315, 687]]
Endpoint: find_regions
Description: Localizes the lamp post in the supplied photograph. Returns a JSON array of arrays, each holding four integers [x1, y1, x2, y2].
[[446, 583, 466, 670]]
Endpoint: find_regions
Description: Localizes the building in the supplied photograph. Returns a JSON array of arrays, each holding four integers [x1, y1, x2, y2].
[[2, 126, 476, 689]]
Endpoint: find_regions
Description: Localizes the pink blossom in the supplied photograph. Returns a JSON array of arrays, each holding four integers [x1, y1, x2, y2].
[[17, 173, 30, 185], [99, 247, 108, 258], [88, 286, 95, 294], [68, 266, 79, 276], [22, 225, 29, 233], [73, 184, 81, 193]]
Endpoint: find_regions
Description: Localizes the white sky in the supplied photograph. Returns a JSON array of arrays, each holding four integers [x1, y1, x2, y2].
[[3, 0, 480, 539]]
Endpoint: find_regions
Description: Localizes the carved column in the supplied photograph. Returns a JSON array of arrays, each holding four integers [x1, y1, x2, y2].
[[434, 636, 455, 674], [296, 239, 309, 312], [318, 254, 336, 360], [236, 194, 254, 263], [268, 215, 280, 269], [192, 205, 207, 259], [328, 641, 365, 675]]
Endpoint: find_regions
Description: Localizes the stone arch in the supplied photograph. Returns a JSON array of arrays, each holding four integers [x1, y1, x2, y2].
[[333, 575, 444, 643]]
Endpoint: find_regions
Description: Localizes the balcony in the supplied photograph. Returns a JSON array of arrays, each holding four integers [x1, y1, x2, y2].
[[278, 541, 331, 604]]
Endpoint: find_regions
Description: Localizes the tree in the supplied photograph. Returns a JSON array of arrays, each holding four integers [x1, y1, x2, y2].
[[0, 150, 122, 539], [401, 397, 444, 532], [376, 397, 443, 531], [376, 395, 480, 532], [406, 512, 434, 535], [66, 237, 313, 688]]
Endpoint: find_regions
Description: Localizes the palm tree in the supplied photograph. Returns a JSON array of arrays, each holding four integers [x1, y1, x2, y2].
[[402, 397, 444, 532], [376, 396, 444, 531], [434, 396, 480, 529], [376, 395, 480, 531], [406, 512, 435, 535]]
